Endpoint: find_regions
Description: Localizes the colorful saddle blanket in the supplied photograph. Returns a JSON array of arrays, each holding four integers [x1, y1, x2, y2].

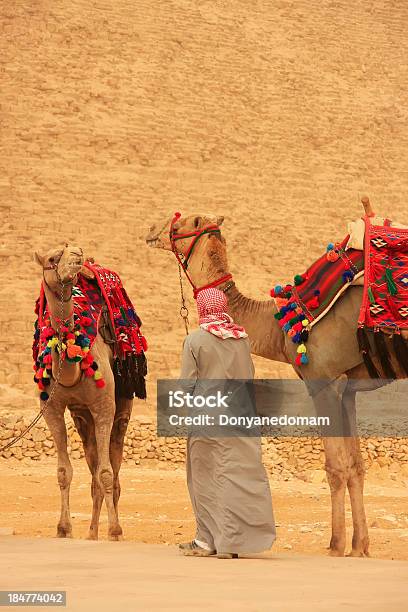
[[270, 237, 365, 367], [357, 218, 408, 378], [33, 262, 148, 400]]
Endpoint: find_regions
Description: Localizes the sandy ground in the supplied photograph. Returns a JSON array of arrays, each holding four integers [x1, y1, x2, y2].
[[1, 459, 408, 562], [1, 538, 408, 612]]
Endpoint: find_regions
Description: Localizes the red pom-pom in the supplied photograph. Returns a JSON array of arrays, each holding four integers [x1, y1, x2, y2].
[[95, 379, 105, 388], [66, 332, 75, 341], [269, 288, 276, 298], [84, 367, 94, 377], [307, 297, 319, 310], [174, 211, 181, 219], [43, 354, 52, 364], [37, 380, 45, 391], [81, 317, 92, 326], [295, 354, 302, 366]]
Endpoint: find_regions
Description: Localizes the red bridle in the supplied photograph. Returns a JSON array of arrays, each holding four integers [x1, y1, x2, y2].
[[169, 212, 232, 298]]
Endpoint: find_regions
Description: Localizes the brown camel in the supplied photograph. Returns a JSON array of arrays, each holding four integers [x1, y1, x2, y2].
[[34, 244, 133, 540], [146, 213, 406, 558]]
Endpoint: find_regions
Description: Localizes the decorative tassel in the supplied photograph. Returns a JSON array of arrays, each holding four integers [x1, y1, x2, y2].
[[392, 333, 408, 376], [385, 268, 398, 296], [356, 327, 380, 378], [40, 391, 49, 401], [294, 275, 304, 286], [374, 331, 396, 379]]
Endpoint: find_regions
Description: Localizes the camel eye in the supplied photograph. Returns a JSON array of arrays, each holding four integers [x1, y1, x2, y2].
[[194, 216, 200, 228]]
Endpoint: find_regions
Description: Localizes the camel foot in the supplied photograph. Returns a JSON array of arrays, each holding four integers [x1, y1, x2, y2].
[[347, 549, 370, 558], [56, 526, 73, 538], [86, 532, 98, 541], [108, 524, 123, 541], [108, 533, 123, 542], [328, 548, 344, 557]]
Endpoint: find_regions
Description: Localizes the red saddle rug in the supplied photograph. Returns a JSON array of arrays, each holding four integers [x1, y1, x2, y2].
[[357, 217, 408, 378], [33, 262, 148, 400], [270, 236, 364, 367]]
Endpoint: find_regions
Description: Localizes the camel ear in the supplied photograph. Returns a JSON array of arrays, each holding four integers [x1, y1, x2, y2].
[[216, 215, 224, 226], [193, 216, 203, 229], [34, 252, 45, 267]]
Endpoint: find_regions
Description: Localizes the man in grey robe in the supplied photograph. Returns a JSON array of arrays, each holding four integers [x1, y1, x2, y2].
[[178, 287, 276, 559]]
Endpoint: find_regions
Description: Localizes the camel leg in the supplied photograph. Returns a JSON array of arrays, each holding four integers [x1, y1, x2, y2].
[[313, 382, 349, 557], [109, 398, 132, 516], [71, 411, 104, 540], [43, 403, 73, 538], [90, 399, 122, 541], [342, 389, 370, 557]]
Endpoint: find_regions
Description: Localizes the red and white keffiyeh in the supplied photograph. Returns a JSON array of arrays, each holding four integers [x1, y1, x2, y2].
[[196, 288, 248, 340]]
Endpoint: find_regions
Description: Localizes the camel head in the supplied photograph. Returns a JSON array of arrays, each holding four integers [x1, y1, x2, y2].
[[35, 243, 84, 288], [146, 213, 229, 289], [145, 213, 225, 254]]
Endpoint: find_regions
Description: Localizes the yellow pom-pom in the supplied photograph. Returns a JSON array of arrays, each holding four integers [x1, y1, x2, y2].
[[94, 370, 102, 380], [43, 370, 50, 379], [302, 319, 309, 327], [67, 338, 75, 345], [82, 346, 90, 353], [48, 337, 59, 349], [297, 344, 307, 354], [75, 331, 80, 336]]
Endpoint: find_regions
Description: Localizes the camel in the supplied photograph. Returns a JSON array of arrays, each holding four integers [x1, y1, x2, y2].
[[34, 244, 133, 540], [145, 213, 406, 558]]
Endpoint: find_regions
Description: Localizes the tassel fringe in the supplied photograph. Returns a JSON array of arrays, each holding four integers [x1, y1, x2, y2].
[[392, 333, 408, 377]]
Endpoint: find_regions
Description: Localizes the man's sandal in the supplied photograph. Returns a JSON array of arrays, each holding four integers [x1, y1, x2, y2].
[[179, 540, 216, 556]]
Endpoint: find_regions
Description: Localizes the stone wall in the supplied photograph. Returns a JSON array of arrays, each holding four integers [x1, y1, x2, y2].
[[1, 412, 407, 480]]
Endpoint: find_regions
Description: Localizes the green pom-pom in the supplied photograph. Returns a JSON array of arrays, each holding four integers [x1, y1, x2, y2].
[[274, 312, 284, 320], [294, 274, 304, 286], [289, 316, 298, 326]]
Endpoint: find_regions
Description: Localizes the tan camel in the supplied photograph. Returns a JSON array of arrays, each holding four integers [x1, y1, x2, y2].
[[35, 244, 132, 540], [146, 213, 406, 558]]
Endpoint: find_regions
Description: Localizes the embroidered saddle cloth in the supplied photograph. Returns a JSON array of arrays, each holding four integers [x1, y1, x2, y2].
[[33, 262, 148, 400]]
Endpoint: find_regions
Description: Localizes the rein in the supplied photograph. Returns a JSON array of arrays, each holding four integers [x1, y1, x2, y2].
[[169, 212, 233, 299], [0, 268, 71, 453], [169, 212, 233, 335]]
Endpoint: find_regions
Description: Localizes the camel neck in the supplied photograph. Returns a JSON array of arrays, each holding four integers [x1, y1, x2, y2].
[[224, 284, 289, 363], [42, 282, 82, 386]]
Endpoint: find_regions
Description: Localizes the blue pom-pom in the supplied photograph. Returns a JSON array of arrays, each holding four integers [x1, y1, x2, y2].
[[314, 290, 320, 296], [290, 302, 297, 310], [342, 270, 354, 282], [283, 322, 291, 332], [301, 354, 309, 364], [274, 285, 283, 295], [40, 391, 49, 401], [327, 243, 334, 251], [292, 332, 302, 343]]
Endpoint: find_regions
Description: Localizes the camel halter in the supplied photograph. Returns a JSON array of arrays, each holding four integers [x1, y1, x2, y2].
[[169, 212, 233, 333]]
